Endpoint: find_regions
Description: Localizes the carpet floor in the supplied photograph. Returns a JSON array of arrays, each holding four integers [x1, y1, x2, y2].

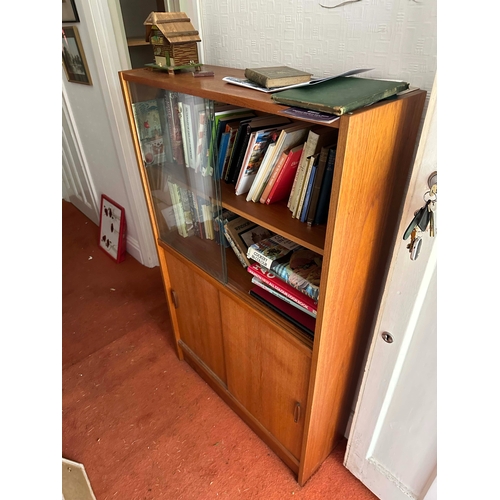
[[62, 200, 377, 500]]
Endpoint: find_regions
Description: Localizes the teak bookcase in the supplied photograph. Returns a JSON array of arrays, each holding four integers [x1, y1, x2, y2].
[[119, 65, 426, 485]]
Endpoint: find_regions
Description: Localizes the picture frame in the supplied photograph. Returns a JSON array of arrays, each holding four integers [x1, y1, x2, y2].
[[62, 0, 80, 23], [99, 195, 127, 263], [62, 26, 92, 85]]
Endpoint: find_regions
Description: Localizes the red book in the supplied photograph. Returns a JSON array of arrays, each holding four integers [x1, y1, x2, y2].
[[264, 144, 304, 204], [247, 262, 317, 316], [249, 286, 316, 338]]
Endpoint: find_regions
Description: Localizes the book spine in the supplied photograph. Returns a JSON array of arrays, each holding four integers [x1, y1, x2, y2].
[[250, 277, 316, 318], [244, 68, 269, 88], [167, 180, 187, 237], [247, 266, 317, 316], [247, 245, 275, 269], [297, 160, 316, 220], [165, 92, 185, 164], [186, 188, 201, 239], [178, 185, 195, 237], [182, 102, 197, 170], [260, 151, 287, 204], [177, 102, 190, 169], [306, 145, 331, 225]]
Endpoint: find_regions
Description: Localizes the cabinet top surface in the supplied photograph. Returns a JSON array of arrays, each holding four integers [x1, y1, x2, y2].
[[119, 65, 425, 127]]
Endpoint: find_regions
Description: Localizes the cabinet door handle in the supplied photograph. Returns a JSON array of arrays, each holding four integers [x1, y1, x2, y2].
[[294, 402, 301, 423], [171, 289, 179, 309]]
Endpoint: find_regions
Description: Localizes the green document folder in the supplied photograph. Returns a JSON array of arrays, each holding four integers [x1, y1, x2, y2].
[[271, 77, 409, 116]]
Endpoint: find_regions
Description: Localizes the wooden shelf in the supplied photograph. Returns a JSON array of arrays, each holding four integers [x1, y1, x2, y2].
[[127, 37, 150, 47], [220, 182, 326, 255]]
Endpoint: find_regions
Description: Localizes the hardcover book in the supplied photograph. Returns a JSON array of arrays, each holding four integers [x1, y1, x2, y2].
[[313, 147, 338, 226], [224, 115, 291, 184], [306, 144, 336, 225], [132, 100, 165, 167], [247, 234, 300, 270], [299, 160, 318, 223], [244, 66, 312, 89], [249, 286, 316, 339], [234, 126, 280, 196], [225, 217, 274, 268], [271, 76, 409, 116], [288, 126, 337, 215], [247, 262, 318, 316], [249, 123, 310, 203], [163, 91, 185, 165], [270, 247, 323, 302], [264, 144, 304, 205], [251, 277, 316, 318]]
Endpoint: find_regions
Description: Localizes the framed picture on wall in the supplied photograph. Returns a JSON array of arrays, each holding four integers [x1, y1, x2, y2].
[[62, 0, 80, 23], [62, 26, 92, 85], [99, 195, 127, 263]]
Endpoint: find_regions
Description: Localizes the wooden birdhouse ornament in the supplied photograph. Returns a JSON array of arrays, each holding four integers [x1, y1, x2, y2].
[[144, 12, 202, 74]]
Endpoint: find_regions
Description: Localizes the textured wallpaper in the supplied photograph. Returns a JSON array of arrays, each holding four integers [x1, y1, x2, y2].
[[198, 0, 436, 92]]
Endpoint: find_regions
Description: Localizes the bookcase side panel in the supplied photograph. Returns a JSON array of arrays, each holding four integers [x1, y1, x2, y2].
[[299, 91, 426, 484]]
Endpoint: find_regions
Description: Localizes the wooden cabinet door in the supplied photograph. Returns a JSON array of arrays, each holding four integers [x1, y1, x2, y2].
[[166, 252, 226, 384], [220, 292, 311, 460]]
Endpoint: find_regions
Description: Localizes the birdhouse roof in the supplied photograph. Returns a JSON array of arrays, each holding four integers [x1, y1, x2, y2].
[[144, 12, 201, 44]]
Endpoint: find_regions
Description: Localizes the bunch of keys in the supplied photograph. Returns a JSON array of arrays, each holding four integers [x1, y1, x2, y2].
[[403, 190, 437, 260]]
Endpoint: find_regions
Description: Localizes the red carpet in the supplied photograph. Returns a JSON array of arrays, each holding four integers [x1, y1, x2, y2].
[[62, 200, 377, 499]]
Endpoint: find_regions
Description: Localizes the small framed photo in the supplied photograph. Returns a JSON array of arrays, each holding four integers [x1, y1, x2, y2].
[[62, 0, 80, 23], [99, 195, 127, 263], [62, 26, 92, 85]]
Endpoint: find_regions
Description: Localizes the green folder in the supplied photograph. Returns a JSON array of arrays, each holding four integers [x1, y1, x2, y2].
[[271, 77, 409, 116]]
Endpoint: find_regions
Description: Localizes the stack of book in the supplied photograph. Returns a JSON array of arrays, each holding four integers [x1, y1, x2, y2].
[[246, 234, 323, 338]]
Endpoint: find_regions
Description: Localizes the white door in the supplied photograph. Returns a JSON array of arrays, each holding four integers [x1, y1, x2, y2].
[[62, 89, 100, 225], [344, 78, 437, 500]]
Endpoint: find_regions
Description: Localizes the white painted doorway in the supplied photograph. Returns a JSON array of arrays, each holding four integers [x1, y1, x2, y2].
[[344, 78, 437, 500], [62, 89, 99, 225]]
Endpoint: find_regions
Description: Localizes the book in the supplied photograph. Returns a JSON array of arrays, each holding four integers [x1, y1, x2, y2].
[[166, 179, 188, 237], [313, 147, 338, 226], [294, 154, 318, 219], [224, 115, 291, 184], [216, 132, 230, 180], [247, 234, 300, 270], [251, 276, 316, 318], [214, 208, 239, 247], [264, 145, 304, 205], [249, 286, 315, 339], [268, 247, 323, 302], [250, 123, 311, 203], [299, 160, 318, 223], [131, 99, 165, 167], [222, 68, 373, 94], [224, 217, 274, 268], [212, 108, 255, 154], [155, 96, 173, 164], [234, 127, 279, 196], [246, 262, 318, 317], [271, 76, 410, 116], [244, 66, 312, 89], [163, 91, 185, 165], [305, 144, 336, 226], [246, 142, 277, 202], [288, 126, 336, 215]]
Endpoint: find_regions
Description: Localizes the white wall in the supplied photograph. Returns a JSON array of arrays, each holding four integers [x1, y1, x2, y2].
[[198, 0, 436, 94], [62, 0, 157, 267]]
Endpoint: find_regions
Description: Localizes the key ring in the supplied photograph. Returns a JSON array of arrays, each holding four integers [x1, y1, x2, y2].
[[423, 190, 437, 203]]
